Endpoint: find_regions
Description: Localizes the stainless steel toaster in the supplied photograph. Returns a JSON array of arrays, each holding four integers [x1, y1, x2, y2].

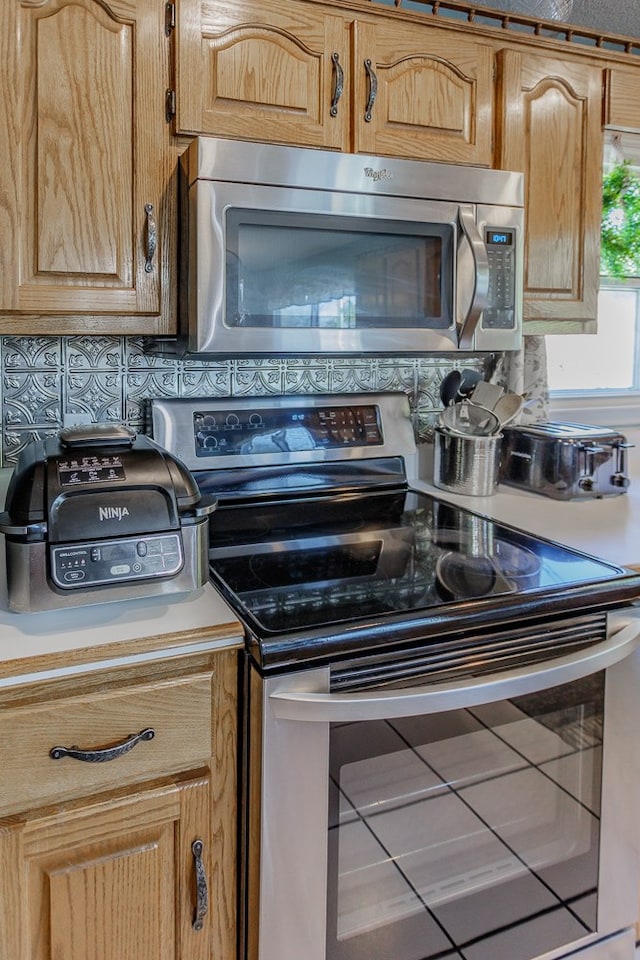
[[499, 421, 632, 500]]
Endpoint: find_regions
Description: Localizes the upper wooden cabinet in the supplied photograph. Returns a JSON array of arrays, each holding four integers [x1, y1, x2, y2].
[[497, 49, 604, 333], [0, 0, 176, 335], [351, 19, 493, 165], [176, 0, 351, 150], [604, 67, 640, 131], [174, 0, 494, 165]]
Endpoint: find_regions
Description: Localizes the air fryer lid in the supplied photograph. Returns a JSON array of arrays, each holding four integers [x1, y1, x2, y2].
[[0, 431, 211, 543]]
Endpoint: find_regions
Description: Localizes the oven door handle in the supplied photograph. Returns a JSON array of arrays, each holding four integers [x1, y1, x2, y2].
[[269, 609, 640, 722]]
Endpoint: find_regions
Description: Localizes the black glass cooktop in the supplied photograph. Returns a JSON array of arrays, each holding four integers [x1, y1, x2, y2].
[[207, 486, 634, 648]]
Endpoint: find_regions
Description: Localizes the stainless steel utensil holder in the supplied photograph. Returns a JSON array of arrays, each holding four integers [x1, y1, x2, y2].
[[433, 427, 501, 496]]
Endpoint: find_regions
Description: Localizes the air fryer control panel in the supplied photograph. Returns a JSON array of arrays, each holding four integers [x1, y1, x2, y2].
[[50, 533, 184, 589]]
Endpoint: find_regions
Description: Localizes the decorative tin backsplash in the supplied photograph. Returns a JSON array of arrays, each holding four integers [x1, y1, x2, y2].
[[0, 335, 489, 467]]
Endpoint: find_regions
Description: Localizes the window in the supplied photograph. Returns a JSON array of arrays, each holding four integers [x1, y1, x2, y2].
[[547, 131, 640, 424], [547, 282, 640, 394]]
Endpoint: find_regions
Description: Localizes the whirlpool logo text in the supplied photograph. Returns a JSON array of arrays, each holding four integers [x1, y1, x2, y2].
[[364, 166, 393, 182]]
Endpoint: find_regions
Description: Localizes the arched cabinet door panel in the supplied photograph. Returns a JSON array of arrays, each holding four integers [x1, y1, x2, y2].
[[497, 49, 604, 334], [0, 0, 175, 334], [176, 0, 350, 150], [175, 0, 493, 165], [353, 18, 493, 165]]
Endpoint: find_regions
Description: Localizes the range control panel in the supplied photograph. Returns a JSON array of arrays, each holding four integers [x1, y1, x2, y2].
[[193, 404, 383, 458], [50, 533, 184, 589]]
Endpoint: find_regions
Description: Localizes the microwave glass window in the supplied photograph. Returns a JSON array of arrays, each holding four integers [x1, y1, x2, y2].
[[225, 210, 453, 330], [327, 673, 603, 960]]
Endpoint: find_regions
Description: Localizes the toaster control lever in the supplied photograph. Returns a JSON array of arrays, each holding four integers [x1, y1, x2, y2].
[[612, 441, 634, 488], [578, 442, 605, 492]]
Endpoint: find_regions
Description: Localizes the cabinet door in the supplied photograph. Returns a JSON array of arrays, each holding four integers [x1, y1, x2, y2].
[[605, 66, 640, 131], [0, 0, 175, 333], [0, 777, 212, 960], [176, 0, 350, 150], [497, 49, 604, 332], [353, 19, 493, 165]]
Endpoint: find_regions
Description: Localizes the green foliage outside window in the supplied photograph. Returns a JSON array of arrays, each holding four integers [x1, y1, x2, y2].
[[601, 161, 640, 278]]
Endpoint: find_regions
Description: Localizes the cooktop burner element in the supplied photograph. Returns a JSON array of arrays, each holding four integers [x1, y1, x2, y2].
[[151, 393, 640, 673]]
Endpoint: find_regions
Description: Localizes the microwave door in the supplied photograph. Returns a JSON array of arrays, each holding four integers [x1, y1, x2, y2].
[[456, 204, 489, 349]]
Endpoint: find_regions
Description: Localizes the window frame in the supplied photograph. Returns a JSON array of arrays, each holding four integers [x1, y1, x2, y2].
[[547, 278, 640, 427]]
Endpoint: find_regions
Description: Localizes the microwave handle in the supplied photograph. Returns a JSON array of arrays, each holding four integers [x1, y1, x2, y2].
[[269, 608, 640, 723], [457, 205, 490, 349]]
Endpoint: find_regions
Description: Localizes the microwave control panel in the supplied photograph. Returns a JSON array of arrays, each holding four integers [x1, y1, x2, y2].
[[482, 228, 517, 330]]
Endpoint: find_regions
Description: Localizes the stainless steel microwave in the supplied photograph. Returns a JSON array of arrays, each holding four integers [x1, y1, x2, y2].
[[176, 137, 524, 357]]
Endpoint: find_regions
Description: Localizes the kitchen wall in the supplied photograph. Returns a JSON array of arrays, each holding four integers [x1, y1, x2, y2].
[[387, 0, 640, 37], [481, 0, 640, 37], [0, 335, 488, 467], [436, 0, 640, 37]]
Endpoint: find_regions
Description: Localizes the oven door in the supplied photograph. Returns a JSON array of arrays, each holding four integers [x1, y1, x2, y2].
[[252, 610, 640, 960]]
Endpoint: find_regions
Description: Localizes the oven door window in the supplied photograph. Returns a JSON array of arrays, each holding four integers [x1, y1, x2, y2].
[[328, 673, 603, 960], [225, 209, 453, 331]]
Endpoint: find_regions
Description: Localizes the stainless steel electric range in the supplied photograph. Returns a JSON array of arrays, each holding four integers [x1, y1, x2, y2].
[[152, 392, 640, 960]]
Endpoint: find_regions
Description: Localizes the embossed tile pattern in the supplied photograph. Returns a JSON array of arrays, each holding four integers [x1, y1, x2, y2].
[[0, 336, 488, 466]]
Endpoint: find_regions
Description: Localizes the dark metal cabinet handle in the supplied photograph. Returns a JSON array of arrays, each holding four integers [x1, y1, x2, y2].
[[330, 52, 344, 117], [49, 727, 155, 763], [191, 839, 209, 931], [144, 202, 157, 273], [364, 59, 378, 122]]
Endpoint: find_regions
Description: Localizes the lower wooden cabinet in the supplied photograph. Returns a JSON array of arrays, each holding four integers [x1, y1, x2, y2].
[[0, 650, 239, 960], [0, 776, 212, 960]]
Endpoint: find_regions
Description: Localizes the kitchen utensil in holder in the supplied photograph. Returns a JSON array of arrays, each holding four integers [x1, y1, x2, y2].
[[433, 427, 502, 496]]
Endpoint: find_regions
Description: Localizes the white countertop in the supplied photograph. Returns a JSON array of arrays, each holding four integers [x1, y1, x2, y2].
[[2, 425, 640, 682], [414, 426, 640, 569], [0, 578, 244, 683]]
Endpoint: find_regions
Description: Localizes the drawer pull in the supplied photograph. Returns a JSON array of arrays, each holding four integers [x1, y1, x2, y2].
[[191, 839, 209, 931], [49, 727, 155, 763]]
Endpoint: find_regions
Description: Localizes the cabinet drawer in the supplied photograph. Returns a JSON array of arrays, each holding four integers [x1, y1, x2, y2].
[[0, 673, 213, 816]]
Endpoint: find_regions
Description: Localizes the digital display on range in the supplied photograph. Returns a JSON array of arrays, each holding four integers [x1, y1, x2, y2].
[[193, 405, 383, 457]]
